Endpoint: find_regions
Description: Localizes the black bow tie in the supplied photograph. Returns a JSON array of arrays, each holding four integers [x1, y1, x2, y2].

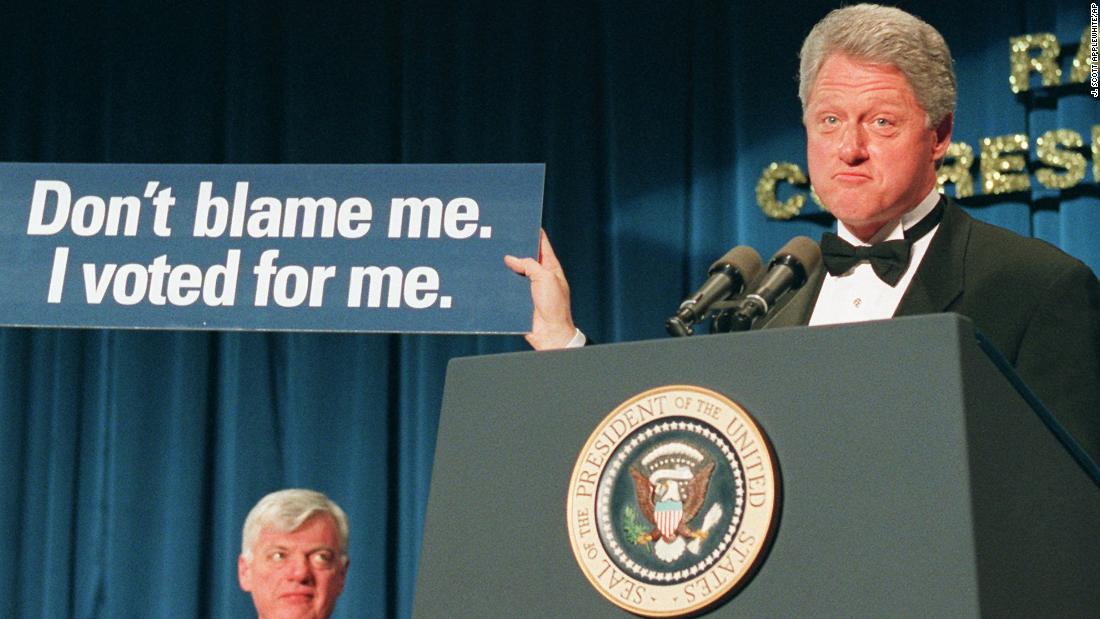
[[820, 235, 910, 285], [819, 201, 944, 287]]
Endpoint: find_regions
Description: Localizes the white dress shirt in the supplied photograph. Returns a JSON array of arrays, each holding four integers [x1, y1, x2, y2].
[[809, 189, 942, 326]]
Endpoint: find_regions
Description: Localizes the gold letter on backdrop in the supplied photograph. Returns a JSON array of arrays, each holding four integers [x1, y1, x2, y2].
[[1009, 33, 1062, 93], [1093, 125, 1100, 182], [1069, 27, 1094, 84], [937, 142, 975, 197], [1035, 129, 1086, 189], [756, 162, 808, 220], [981, 134, 1031, 194]]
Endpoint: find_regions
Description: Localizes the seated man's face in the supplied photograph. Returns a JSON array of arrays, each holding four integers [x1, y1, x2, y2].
[[238, 513, 348, 619]]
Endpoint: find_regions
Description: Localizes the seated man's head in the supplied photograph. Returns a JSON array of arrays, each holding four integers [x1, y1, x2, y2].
[[238, 489, 349, 619]]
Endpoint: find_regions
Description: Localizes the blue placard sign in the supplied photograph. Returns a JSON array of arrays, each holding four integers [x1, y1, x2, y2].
[[0, 163, 543, 333]]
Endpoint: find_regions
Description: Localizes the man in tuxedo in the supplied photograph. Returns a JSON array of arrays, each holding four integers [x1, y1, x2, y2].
[[238, 489, 349, 619], [504, 4, 1100, 462]]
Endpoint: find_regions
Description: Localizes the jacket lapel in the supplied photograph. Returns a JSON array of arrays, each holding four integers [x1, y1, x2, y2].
[[895, 198, 968, 316]]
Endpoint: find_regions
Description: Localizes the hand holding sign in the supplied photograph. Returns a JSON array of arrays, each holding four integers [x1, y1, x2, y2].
[[504, 229, 578, 350]]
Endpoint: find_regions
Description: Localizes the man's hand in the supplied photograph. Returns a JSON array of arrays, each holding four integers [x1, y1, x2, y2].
[[504, 229, 578, 350]]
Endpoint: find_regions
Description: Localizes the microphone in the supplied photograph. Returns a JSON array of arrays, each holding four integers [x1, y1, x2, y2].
[[666, 245, 762, 337], [714, 236, 821, 333]]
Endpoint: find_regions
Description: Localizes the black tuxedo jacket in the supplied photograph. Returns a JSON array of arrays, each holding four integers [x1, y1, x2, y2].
[[756, 198, 1100, 463]]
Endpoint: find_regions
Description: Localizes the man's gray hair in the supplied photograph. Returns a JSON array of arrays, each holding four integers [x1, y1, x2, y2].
[[798, 3, 956, 128], [241, 488, 349, 564]]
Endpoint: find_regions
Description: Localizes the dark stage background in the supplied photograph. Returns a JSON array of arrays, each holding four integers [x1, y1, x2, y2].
[[2, 1, 1097, 617]]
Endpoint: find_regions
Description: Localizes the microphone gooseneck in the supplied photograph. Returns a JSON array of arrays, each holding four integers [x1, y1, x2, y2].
[[714, 236, 821, 333], [666, 245, 762, 337]]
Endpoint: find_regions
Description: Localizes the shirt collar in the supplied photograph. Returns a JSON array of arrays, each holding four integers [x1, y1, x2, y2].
[[837, 188, 942, 246]]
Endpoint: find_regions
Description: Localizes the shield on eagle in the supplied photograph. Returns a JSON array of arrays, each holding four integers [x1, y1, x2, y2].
[[654, 500, 683, 540], [629, 442, 717, 546]]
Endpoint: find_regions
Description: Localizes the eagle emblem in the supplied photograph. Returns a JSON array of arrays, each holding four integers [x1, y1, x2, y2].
[[628, 442, 723, 562], [567, 387, 779, 617]]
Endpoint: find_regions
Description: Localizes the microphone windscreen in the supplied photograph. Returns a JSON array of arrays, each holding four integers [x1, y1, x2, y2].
[[774, 235, 821, 272], [710, 245, 763, 281]]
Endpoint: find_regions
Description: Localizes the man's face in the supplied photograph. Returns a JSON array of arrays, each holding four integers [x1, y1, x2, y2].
[[238, 513, 348, 619], [804, 53, 952, 240]]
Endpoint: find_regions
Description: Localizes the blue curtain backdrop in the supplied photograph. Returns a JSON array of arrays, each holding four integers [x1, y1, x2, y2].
[[1, 1, 1097, 617]]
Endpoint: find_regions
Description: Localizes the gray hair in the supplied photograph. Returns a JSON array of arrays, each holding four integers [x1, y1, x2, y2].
[[241, 488, 349, 564], [798, 3, 956, 128]]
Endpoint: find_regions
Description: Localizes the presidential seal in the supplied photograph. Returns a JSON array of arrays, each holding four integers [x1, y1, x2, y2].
[[566, 385, 779, 617]]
